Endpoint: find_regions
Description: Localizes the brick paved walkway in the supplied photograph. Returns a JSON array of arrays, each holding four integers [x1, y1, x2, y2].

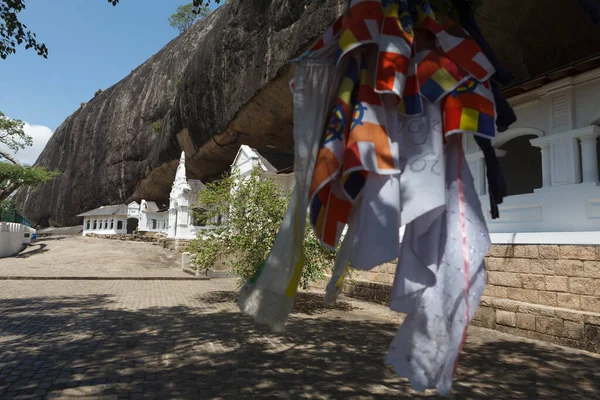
[[0, 238, 599, 399]]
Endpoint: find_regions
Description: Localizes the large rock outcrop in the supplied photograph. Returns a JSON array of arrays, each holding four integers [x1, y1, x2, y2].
[[15, 0, 600, 227], [17, 0, 347, 227]]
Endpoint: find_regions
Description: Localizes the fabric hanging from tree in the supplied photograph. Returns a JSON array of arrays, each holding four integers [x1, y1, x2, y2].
[[238, 0, 515, 395]]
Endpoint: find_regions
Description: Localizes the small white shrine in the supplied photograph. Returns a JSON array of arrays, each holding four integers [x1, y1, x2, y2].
[[167, 152, 207, 239]]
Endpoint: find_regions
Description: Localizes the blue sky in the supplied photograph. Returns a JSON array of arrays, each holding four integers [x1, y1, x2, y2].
[[0, 0, 222, 164]]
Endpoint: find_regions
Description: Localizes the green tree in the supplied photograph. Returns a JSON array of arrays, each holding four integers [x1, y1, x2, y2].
[[169, 3, 209, 34], [0, 0, 48, 59], [151, 120, 162, 134], [0, 111, 31, 161], [187, 167, 334, 289], [0, 162, 60, 202], [0, 110, 60, 202]]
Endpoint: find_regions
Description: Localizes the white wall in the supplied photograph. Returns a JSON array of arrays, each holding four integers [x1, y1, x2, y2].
[[82, 216, 128, 236], [506, 69, 600, 135], [0, 222, 35, 258], [139, 211, 168, 232]]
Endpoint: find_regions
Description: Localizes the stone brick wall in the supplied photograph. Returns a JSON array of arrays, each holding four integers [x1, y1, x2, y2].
[[87, 233, 191, 253], [484, 245, 600, 313], [332, 244, 600, 353], [348, 262, 397, 286]]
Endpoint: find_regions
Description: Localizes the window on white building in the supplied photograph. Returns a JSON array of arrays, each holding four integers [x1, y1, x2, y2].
[[93, 220, 97, 230], [110, 219, 114, 229], [117, 221, 123, 230], [86, 220, 90, 230], [152, 219, 157, 230], [499, 135, 542, 196]]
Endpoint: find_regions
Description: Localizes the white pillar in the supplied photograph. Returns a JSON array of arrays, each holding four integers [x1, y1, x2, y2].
[[476, 158, 486, 195], [579, 134, 599, 183], [541, 144, 551, 188], [168, 208, 177, 238], [465, 151, 492, 197]]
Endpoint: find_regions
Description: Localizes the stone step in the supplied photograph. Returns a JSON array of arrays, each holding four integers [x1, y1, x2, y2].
[[473, 296, 600, 353]]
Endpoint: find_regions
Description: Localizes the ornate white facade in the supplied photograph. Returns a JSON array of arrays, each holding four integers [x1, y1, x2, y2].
[[139, 200, 169, 232], [167, 152, 206, 239], [465, 67, 600, 244]]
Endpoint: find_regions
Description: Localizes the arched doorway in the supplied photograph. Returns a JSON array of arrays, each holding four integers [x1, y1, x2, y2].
[[126, 218, 138, 234], [498, 135, 542, 195]]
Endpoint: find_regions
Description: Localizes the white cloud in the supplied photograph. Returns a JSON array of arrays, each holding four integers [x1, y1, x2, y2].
[[1, 122, 54, 166]]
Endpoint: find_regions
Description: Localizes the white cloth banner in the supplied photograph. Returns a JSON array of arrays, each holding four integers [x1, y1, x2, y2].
[[386, 135, 490, 395], [238, 45, 345, 332]]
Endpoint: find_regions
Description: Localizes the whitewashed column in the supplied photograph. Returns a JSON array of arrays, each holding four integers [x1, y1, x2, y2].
[[466, 152, 486, 196], [530, 137, 555, 188], [579, 133, 600, 183], [540, 143, 552, 188]]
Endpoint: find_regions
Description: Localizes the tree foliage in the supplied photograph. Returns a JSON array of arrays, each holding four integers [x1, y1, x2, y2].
[[187, 167, 335, 289], [0, 110, 60, 202], [0, 111, 31, 154], [169, 3, 209, 34], [151, 121, 162, 134], [0, 0, 48, 59], [0, 162, 61, 202]]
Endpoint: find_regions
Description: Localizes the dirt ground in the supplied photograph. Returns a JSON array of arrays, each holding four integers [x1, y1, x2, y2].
[[0, 236, 186, 278]]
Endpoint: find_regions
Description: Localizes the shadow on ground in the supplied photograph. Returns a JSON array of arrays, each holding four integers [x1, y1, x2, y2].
[[13, 236, 70, 259], [15, 243, 49, 258], [34, 236, 69, 242], [198, 291, 357, 315], [0, 293, 598, 399]]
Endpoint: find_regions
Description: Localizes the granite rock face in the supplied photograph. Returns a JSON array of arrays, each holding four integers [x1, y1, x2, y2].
[[15, 0, 600, 227]]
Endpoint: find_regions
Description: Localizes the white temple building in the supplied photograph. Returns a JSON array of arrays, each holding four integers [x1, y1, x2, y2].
[[78, 148, 294, 239], [78, 152, 204, 238], [78, 203, 137, 236], [465, 67, 600, 244]]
